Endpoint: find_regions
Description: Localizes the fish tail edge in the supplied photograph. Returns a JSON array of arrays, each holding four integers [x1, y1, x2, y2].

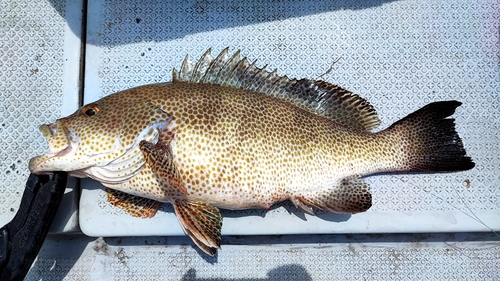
[[386, 100, 475, 172]]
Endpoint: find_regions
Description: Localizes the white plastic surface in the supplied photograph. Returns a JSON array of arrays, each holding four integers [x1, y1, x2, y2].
[[0, 0, 82, 232], [80, 0, 499, 236], [26, 234, 500, 280]]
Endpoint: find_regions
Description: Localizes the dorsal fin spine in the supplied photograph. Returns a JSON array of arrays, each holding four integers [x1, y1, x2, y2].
[[247, 65, 269, 92], [177, 55, 193, 82], [217, 50, 240, 86], [201, 47, 227, 83], [239, 60, 258, 88], [272, 75, 292, 97], [232, 57, 250, 86], [192, 49, 212, 83]]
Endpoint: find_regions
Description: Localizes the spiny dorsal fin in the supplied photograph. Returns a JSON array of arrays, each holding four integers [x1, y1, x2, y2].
[[173, 48, 381, 131]]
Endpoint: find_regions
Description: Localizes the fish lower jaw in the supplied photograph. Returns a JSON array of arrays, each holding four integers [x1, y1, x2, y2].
[[28, 155, 53, 174], [28, 143, 78, 174], [49, 143, 74, 158]]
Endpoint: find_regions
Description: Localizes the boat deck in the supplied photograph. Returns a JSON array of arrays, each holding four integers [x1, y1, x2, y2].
[[1, 0, 498, 279]]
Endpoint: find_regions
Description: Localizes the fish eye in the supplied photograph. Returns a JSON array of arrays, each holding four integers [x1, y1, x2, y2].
[[83, 104, 100, 117]]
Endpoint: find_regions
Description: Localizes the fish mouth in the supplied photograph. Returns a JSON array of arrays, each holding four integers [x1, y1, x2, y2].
[[42, 122, 77, 155], [29, 122, 76, 174]]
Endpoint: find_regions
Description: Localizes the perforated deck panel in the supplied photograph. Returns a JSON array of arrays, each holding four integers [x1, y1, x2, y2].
[[0, 0, 498, 280], [25, 234, 500, 280], [81, 0, 499, 236], [0, 0, 81, 232]]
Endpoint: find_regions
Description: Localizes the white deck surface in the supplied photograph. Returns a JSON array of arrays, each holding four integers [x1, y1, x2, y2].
[[0, 0, 499, 280]]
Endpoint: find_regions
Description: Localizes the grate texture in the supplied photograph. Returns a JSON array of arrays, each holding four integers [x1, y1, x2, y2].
[[26, 234, 500, 281], [0, 0, 82, 231], [81, 0, 499, 236]]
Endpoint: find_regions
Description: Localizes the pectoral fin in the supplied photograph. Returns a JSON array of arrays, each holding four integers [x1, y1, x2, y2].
[[291, 176, 372, 214], [172, 198, 222, 256], [139, 140, 187, 195], [106, 188, 162, 218]]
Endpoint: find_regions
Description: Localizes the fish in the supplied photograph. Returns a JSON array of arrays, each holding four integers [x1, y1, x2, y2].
[[29, 48, 475, 255]]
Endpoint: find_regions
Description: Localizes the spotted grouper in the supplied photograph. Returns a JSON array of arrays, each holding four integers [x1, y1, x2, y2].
[[29, 48, 474, 255]]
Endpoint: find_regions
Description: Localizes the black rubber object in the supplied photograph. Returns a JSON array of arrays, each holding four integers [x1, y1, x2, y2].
[[0, 172, 68, 281]]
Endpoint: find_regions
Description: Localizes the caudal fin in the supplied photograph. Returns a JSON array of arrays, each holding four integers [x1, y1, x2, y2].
[[387, 101, 475, 172]]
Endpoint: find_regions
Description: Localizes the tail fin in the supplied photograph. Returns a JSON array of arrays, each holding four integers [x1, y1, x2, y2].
[[387, 101, 475, 172]]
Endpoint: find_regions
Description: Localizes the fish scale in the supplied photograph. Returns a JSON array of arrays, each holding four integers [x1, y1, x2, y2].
[[29, 48, 474, 256]]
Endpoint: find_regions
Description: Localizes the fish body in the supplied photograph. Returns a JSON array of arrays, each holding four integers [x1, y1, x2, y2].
[[29, 48, 474, 255]]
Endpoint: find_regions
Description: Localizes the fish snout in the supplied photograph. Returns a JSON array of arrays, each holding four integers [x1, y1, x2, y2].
[[39, 123, 58, 138], [38, 121, 74, 155]]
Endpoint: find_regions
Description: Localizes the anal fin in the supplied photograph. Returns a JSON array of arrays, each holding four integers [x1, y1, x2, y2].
[[291, 177, 372, 214], [172, 198, 222, 256], [106, 188, 162, 218]]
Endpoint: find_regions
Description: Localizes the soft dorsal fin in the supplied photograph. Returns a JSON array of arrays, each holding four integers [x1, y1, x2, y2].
[[173, 48, 381, 131]]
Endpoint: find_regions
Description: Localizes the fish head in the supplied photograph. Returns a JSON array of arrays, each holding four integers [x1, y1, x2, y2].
[[29, 97, 172, 180]]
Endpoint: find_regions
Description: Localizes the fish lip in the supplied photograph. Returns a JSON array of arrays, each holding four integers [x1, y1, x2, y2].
[[29, 122, 76, 174], [52, 142, 74, 157], [44, 122, 72, 154], [48, 123, 57, 136], [29, 143, 75, 174], [29, 156, 50, 174]]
